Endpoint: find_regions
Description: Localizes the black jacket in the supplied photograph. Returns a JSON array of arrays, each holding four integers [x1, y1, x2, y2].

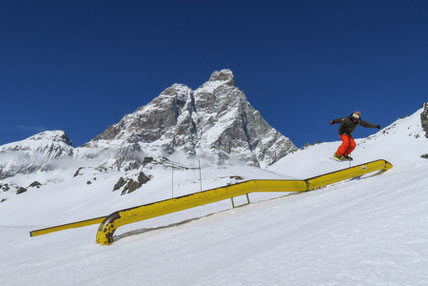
[[331, 115, 378, 136]]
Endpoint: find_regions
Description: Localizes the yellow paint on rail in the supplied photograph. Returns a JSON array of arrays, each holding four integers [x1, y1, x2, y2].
[[30, 216, 106, 237], [306, 159, 392, 190], [29, 160, 392, 243]]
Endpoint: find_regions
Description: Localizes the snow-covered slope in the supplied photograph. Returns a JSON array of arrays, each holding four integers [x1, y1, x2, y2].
[[1, 134, 427, 285], [2, 162, 427, 286]]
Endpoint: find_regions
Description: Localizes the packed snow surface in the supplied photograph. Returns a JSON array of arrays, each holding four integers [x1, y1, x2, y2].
[[1, 108, 428, 285]]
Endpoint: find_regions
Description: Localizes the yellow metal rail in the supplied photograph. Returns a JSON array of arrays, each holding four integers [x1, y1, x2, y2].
[[29, 160, 392, 244], [96, 159, 392, 245]]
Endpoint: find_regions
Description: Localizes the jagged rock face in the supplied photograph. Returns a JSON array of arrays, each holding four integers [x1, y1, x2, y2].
[[85, 69, 297, 168], [421, 102, 428, 138], [0, 131, 74, 179], [80, 84, 196, 170]]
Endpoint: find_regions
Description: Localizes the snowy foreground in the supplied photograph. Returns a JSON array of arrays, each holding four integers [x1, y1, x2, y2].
[[1, 111, 428, 285]]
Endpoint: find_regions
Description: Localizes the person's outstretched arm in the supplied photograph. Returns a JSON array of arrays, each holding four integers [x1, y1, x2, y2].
[[330, 118, 344, 125], [360, 120, 380, 129]]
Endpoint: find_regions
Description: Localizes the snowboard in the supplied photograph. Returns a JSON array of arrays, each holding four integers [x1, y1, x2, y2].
[[331, 156, 353, 162]]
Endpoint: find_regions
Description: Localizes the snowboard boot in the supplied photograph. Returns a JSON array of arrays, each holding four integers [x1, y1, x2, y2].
[[343, 155, 353, 161], [334, 153, 345, 161]]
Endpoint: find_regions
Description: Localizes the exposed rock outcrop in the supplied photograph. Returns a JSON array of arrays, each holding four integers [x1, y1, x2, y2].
[[421, 102, 428, 138], [113, 171, 152, 195]]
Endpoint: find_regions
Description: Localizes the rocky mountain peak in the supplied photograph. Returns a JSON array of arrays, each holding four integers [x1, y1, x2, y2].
[[208, 69, 235, 86], [28, 130, 73, 146], [83, 69, 296, 169]]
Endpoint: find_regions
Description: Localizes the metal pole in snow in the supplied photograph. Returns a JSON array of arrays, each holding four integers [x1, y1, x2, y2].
[[198, 158, 203, 192], [171, 166, 174, 198]]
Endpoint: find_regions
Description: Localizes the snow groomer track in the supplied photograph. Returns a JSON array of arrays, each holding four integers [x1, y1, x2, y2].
[[30, 159, 392, 245]]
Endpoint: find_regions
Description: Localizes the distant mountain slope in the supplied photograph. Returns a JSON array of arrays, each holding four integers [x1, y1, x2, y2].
[[0, 131, 74, 179]]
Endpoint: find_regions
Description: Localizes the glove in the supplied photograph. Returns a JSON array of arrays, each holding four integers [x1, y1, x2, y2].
[[329, 121, 333, 125], [376, 125, 380, 129]]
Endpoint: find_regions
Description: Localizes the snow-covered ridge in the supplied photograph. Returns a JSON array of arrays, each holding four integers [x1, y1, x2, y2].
[[0, 131, 74, 179], [1, 130, 72, 151]]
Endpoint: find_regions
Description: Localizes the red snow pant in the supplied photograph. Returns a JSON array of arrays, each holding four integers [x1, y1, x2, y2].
[[336, 134, 356, 156]]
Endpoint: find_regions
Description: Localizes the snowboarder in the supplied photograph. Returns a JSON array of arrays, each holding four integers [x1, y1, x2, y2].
[[330, 111, 380, 161]]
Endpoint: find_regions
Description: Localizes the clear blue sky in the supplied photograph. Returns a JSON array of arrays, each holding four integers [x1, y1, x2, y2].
[[1, 0, 427, 147]]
